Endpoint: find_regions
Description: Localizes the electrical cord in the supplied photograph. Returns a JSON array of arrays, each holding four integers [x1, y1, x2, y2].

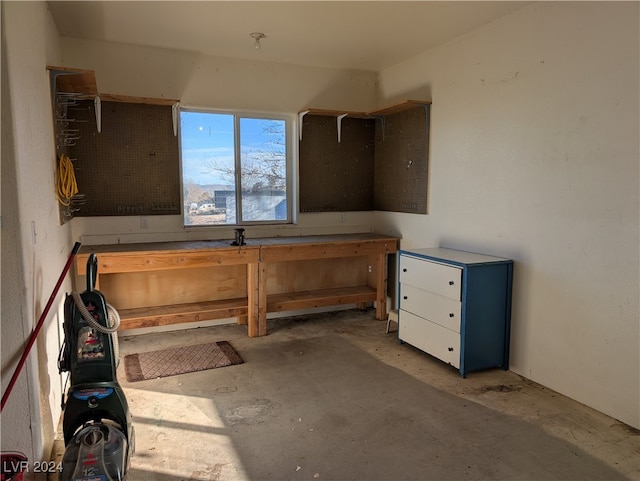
[[55, 153, 79, 206]]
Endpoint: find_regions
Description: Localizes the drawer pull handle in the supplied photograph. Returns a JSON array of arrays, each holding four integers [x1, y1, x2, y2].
[[448, 347, 454, 352], [448, 280, 455, 286], [403, 268, 407, 272], [449, 313, 454, 318], [403, 296, 408, 300]]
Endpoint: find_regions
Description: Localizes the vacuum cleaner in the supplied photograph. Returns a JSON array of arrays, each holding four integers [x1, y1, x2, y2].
[[58, 253, 134, 481]]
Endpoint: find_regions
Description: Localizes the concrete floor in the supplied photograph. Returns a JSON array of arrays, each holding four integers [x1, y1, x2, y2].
[[55, 308, 639, 481]]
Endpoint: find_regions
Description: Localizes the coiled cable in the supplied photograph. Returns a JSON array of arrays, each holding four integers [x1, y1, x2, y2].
[[55, 153, 79, 206]]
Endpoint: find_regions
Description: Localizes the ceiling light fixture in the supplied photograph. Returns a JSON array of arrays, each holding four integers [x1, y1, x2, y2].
[[250, 32, 266, 50]]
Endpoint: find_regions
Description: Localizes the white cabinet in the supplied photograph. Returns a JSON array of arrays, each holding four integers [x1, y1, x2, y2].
[[398, 248, 513, 377]]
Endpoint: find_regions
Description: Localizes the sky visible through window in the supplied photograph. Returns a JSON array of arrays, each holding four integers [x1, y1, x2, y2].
[[181, 111, 234, 186], [181, 111, 286, 187]]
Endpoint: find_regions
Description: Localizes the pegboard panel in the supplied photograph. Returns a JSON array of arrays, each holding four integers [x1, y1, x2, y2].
[[299, 115, 375, 212], [374, 106, 429, 213], [67, 100, 180, 216], [298, 105, 429, 215]]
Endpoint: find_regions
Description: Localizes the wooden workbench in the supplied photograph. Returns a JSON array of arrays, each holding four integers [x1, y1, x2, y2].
[[75, 233, 399, 337]]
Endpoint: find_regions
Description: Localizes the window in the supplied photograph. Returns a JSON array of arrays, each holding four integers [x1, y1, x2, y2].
[[180, 109, 292, 226]]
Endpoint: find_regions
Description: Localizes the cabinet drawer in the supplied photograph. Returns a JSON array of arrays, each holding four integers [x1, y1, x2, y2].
[[399, 284, 461, 333], [399, 255, 461, 300], [398, 310, 460, 368]]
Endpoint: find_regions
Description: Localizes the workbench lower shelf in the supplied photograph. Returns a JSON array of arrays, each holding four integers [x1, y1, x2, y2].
[[266, 286, 377, 313], [116, 298, 249, 331]]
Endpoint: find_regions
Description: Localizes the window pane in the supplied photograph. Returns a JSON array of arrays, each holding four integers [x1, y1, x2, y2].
[[239, 118, 287, 222], [181, 112, 236, 225], [180, 110, 290, 227]]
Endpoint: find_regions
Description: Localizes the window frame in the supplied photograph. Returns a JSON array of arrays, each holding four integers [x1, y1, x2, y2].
[[179, 106, 296, 228]]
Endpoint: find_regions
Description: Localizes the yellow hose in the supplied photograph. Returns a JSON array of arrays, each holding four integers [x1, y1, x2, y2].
[[55, 154, 79, 206]]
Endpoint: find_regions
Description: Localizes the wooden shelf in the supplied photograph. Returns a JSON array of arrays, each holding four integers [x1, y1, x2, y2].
[[301, 108, 370, 119], [48, 66, 98, 96], [117, 298, 248, 330], [48, 65, 179, 105], [371, 99, 431, 116], [299, 100, 431, 119], [98, 93, 179, 107], [267, 286, 377, 313]]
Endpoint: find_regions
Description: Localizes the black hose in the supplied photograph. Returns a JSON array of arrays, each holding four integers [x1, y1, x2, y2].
[[71, 291, 121, 364]]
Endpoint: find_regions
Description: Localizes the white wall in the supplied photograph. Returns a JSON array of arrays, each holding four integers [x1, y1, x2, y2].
[[60, 38, 379, 245], [375, 2, 639, 428], [1, 0, 71, 464]]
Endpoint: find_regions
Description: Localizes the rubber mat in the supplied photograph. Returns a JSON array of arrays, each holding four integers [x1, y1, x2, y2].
[[123, 341, 243, 382]]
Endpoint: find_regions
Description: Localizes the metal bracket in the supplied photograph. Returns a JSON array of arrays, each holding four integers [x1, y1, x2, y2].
[[337, 113, 348, 143], [94, 96, 101, 133], [172, 102, 180, 136], [298, 110, 309, 141]]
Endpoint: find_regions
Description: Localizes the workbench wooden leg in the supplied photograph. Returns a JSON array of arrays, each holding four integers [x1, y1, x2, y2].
[[247, 262, 260, 337], [257, 262, 268, 336]]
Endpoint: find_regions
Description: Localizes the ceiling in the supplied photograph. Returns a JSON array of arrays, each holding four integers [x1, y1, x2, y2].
[[47, 1, 529, 72]]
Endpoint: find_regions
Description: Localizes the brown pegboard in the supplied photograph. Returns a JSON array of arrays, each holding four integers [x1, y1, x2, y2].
[[298, 106, 429, 215], [299, 115, 375, 212], [67, 100, 180, 216], [373, 106, 429, 213]]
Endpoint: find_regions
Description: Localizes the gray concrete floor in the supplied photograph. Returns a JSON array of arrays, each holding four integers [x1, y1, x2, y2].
[[55, 308, 639, 481]]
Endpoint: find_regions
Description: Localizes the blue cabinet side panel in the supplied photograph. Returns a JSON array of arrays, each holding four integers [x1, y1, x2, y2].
[[461, 263, 512, 374]]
